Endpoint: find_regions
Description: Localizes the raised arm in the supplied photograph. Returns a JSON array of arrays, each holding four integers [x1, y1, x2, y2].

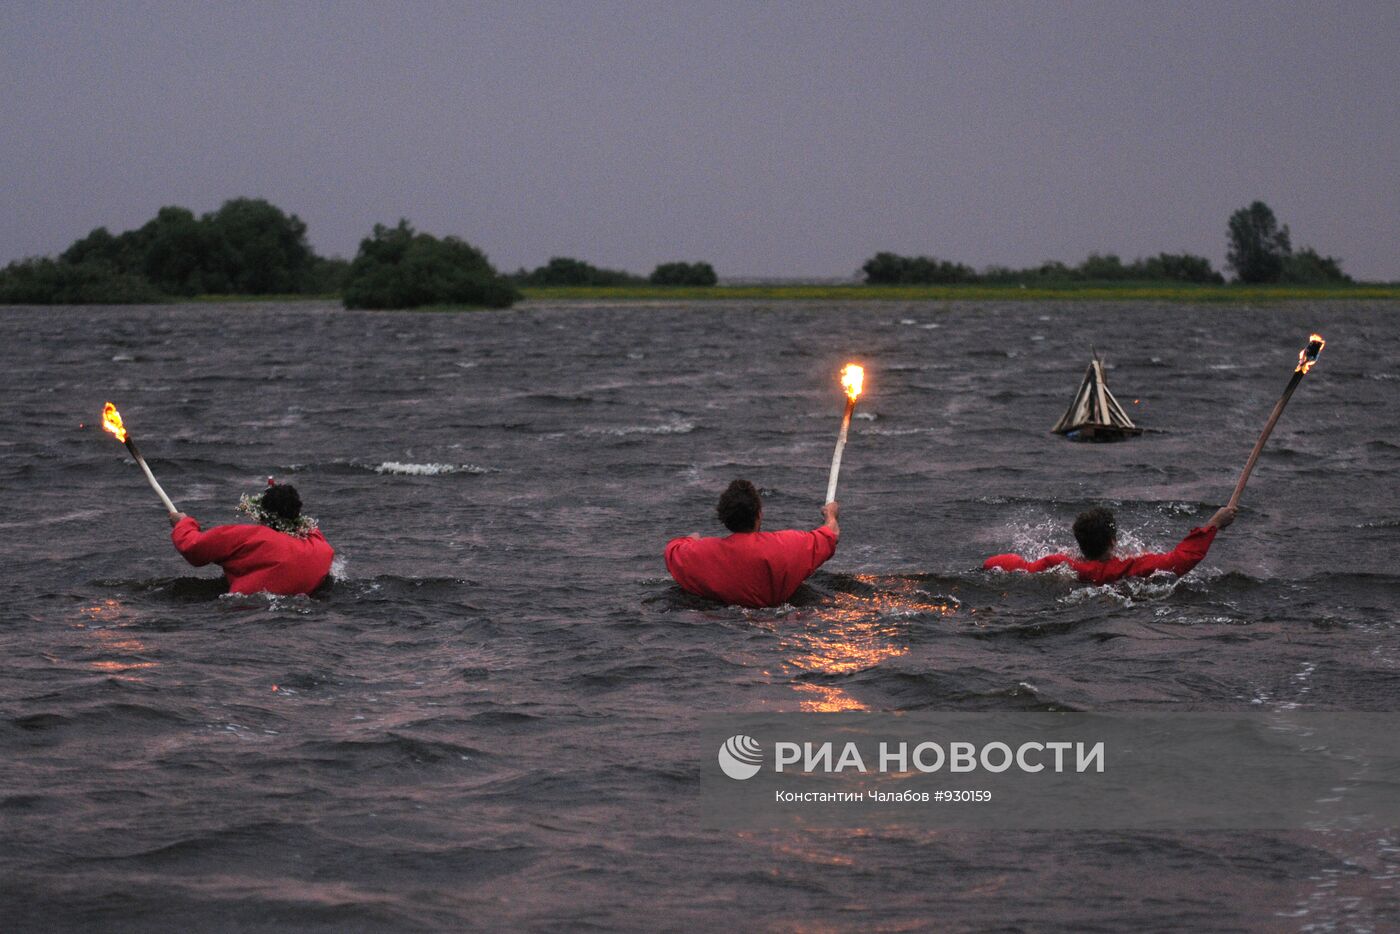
[[1123, 507, 1234, 578], [170, 516, 251, 567]]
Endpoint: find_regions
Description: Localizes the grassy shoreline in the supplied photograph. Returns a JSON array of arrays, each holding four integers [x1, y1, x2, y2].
[[518, 282, 1400, 303]]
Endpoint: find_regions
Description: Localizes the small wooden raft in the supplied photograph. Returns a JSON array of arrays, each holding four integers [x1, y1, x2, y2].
[[1052, 353, 1142, 442]]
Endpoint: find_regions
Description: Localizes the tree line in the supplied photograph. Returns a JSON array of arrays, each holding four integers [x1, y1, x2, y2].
[[0, 199, 348, 306], [0, 197, 1353, 307], [0, 198, 720, 307], [507, 256, 717, 287], [862, 201, 1349, 286], [861, 251, 1226, 285]]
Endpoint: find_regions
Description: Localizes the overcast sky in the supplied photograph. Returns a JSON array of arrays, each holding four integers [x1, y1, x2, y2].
[[2, 1, 1397, 280]]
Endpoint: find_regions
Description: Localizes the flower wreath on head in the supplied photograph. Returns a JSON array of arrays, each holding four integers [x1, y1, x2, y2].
[[238, 477, 318, 538]]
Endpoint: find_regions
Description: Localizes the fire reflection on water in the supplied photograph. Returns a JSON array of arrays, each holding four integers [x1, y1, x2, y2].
[[77, 599, 158, 680], [779, 575, 958, 712]]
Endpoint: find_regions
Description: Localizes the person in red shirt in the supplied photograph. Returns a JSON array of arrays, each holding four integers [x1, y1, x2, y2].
[[665, 479, 840, 608], [983, 504, 1236, 585], [169, 481, 334, 596]]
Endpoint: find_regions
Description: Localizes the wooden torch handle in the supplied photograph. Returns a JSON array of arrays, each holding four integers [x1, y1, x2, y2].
[[1228, 370, 1304, 511]]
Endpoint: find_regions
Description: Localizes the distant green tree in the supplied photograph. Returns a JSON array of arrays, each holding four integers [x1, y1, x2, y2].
[[61, 226, 143, 274], [518, 256, 643, 286], [135, 206, 216, 295], [649, 261, 718, 286], [907, 256, 976, 284], [1077, 253, 1129, 280], [203, 198, 316, 294], [2, 197, 344, 303], [1135, 253, 1225, 284], [0, 257, 163, 304], [1281, 247, 1350, 284], [861, 252, 910, 284], [1028, 260, 1076, 281], [342, 220, 519, 310], [861, 252, 974, 284], [977, 265, 1018, 284], [1226, 201, 1292, 283], [303, 256, 352, 294]]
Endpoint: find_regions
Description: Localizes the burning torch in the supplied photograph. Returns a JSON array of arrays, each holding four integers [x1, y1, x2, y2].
[[1226, 334, 1326, 511], [825, 363, 865, 505], [101, 402, 178, 516]]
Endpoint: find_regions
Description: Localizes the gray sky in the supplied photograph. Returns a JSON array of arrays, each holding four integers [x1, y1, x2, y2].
[[3, 0, 1397, 280]]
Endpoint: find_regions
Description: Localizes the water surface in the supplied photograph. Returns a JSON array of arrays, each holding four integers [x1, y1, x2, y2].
[[2, 300, 1399, 930]]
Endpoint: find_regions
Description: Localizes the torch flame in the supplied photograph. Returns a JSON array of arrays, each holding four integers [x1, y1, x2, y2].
[[1296, 333, 1326, 374], [101, 402, 128, 443], [840, 364, 864, 403]]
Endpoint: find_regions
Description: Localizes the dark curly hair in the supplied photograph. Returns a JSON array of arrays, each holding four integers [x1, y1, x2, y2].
[[1073, 506, 1116, 560], [716, 479, 761, 533], [260, 484, 303, 521]]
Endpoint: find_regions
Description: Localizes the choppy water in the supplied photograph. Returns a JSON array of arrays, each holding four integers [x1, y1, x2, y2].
[[2, 300, 1398, 931]]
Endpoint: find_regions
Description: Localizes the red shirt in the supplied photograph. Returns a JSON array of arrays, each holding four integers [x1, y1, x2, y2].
[[172, 517, 335, 595], [664, 526, 838, 608], [983, 526, 1218, 585]]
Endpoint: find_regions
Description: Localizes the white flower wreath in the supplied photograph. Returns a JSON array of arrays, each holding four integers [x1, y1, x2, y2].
[[238, 491, 318, 538]]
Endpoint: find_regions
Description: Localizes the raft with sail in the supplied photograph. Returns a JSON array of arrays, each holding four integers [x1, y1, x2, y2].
[[1051, 353, 1141, 442]]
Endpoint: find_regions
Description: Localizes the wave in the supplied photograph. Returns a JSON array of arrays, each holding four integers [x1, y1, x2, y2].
[[850, 670, 1084, 712], [94, 574, 482, 604], [8, 702, 192, 733], [371, 461, 492, 476], [584, 420, 696, 437], [295, 733, 487, 767], [863, 426, 940, 437], [93, 576, 233, 601], [1058, 576, 1188, 606], [328, 575, 483, 600]]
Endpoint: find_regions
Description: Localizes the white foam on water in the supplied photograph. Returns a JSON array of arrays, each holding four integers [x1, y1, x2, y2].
[[864, 426, 936, 436], [1005, 518, 1072, 560], [1060, 575, 1183, 607], [216, 591, 315, 614], [586, 420, 696, 437], [372, 462, 491, 476]]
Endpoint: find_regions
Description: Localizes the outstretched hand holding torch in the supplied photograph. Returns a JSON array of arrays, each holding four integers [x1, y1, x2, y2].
[[102, 402, 179, 519], [1227, 334, 1327, 511]]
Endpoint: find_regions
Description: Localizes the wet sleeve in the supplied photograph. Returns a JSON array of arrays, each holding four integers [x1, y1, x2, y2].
[[804, 525, 838, 574], [664, 537, 694, 578], [1123, 526, 1218, 578], [171, 518, 248, 567], [984, 553, 1071, 574]]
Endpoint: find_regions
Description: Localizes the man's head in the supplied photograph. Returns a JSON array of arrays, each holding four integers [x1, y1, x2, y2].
[[260, 484, 303, 522], [716, 479, 762, 533], [1073, 506, 1116, 560]]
